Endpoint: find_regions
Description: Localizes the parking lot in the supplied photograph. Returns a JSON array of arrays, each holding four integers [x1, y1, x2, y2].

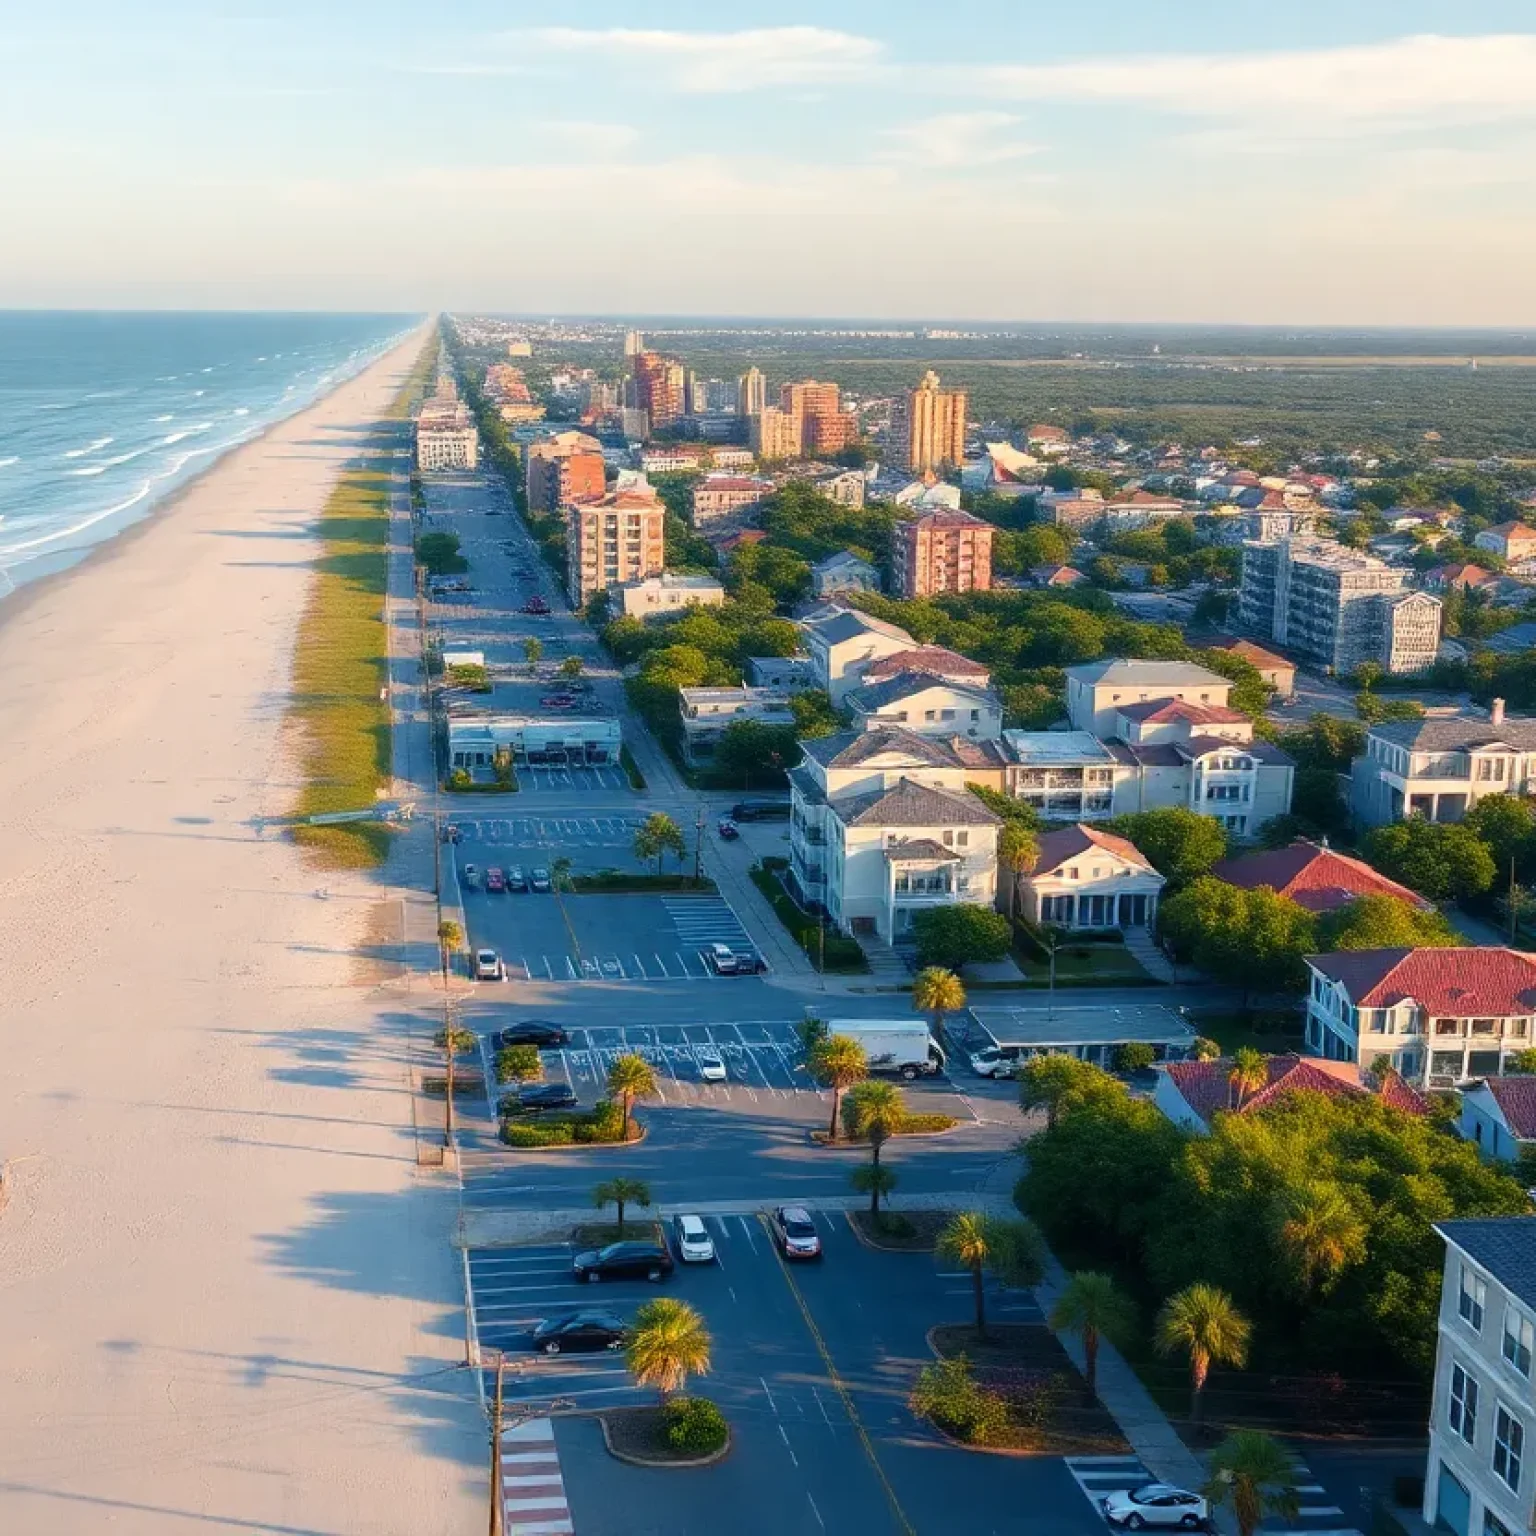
[[454, 815, 645, 850], [463, 885, 763, 984], [466, 1215, 1092, 1536]]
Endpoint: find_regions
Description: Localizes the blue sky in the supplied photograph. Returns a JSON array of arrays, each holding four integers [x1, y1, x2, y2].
[[3, 3, 1535, 322]]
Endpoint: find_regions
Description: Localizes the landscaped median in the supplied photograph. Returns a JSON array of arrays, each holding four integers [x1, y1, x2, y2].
[[810, 1111, 959, 1146], [749, 857, 867, 973], [598, 1398, 731, 1467], [498, 1048, 659, 1149]]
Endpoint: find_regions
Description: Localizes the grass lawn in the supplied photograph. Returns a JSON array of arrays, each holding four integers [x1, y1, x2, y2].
[[290, 336, 435, 869], [1187, 1009, 1305, 1056], [930, 1323, 1128, 1455], [1013, 942, 1153, 986]]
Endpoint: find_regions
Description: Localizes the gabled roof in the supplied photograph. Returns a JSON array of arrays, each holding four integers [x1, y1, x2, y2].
[[1435, 1218, 1536, 1312], [800, 605, 914, 647], [1165, 1053, 1369, 1124], [1307, 947, 1536, 1014], [1367, 714, 1536, 752], [1211, 841, 1432, 913], [811, 549, 877, 575], [837, 777, 1003, 829], [862, 646, 990, 684], [1208, 638, 1295, 672], [1031, 823, 1159, 877], [846, 674, 998, 713], [1173, 736, 1293, 765], [1116, 699, 1250, 726], [1066, 657, 1230, 689], [1482, 520, 1536, 542], [883, 838, 962, 862], [802, 726, 970, 771], [1479, 1076, 1536, 1140]]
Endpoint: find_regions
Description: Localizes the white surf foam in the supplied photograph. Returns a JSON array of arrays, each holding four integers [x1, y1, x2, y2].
[[63, 436, 115, 459]]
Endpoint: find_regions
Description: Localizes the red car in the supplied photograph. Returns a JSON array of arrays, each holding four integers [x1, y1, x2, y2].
[[485, 867, 507, 893]]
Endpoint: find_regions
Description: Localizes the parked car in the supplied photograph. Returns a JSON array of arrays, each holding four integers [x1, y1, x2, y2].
[[506, 865, 528, 892], [474, 948, 505, 981], [540, 694, 576, 709], [506, 1083, 577, 1114], [530, 1310, 626, 1356], [715, 818, 740, 840], [705, 943, 738, 975], [695, 1047, 728, 1082], [523, 596, 549, 615], [968, 1046, 1018, 1080], [530, 867, 552, 892], [572, 1241, 674, 1284], [733, 950, 765, 975], [672, 1214, 716, 1264], [771, 1206, 822, 1260], [462, 864, 480, 889], [497, 1021, 568, 1049], [1101, 1486, 1209, 1530], [485, 867, 507, 893], [441, 823, 462, 844]]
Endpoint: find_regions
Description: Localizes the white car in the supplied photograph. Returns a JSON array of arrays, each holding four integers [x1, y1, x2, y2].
[[672, 1214, 716, 1264], [695, 1047, 728, 1082], [474, 948, 505, 981], [705, 943, 738, 975], [968, 1047, 1018, 1080], [1101, 1485, 1209, 1530]]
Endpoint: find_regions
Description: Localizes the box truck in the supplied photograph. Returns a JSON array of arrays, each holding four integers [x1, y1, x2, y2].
[[822, 1020, 945, 1080]]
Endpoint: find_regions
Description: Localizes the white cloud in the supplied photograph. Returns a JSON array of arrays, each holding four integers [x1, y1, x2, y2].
[[970, 32, 1536, 125], [522, 25, 884, 92], [879, 111, 1039, 169], [539, 120, 640, 157]]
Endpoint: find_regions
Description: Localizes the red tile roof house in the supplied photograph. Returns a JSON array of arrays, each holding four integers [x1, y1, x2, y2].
[[1154, 1052, 1428, 1132], [1304, 946, 1536, 1088], [1210, 840, 1434, 915], [1458, 1076, 1536, 1162]]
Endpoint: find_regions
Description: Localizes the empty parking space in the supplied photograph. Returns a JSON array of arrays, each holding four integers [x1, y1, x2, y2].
[[453, 815, 644, 848]]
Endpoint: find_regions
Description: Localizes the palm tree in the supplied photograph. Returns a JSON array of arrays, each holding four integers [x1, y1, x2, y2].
[[626, 1297, 712, 1403], [911, 966, 966, 1041], [436, 919, 464, 985], [842, 1079, 904, 1170], [997, 822, 1040, 921], [1203, 1430, 1301, 1536], [936, 1212, 1044, 1338], [1154, 1283, 1251, 1430], [592, 1177, 651, 1235], [850, 1163, 898, 1218], [606, 1052, 659, 1141], [809, 1034, 868, 1142], [1276, 1182, 1367, 1295], [1228, 1047, 1268, 1110], [1049, 1271, 1135, 1398]]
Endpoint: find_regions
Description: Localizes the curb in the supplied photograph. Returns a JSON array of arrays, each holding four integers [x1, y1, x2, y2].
[[841, 1208, 945, 1255], [597, 1408, 732, 1469], [808, 1122, 960, 1148]]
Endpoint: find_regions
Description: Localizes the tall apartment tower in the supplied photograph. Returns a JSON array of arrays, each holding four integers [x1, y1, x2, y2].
[[738, 366, 767, 417], [565, 472, 666, 606], [623, 329, 645, 358], [1239, 536, 1442, 676], [890, 370, 967, 474], [749, 406, 803, 463], [892, 510, 995, 598], [525, 431, 607, 513], [632, 352, 685, 430]]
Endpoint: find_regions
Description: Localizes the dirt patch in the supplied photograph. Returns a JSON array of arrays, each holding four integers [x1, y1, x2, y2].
[[847, 1209, 954, 1252], [598, 1406, 731, 1468], [931, 1323, 1128, 1456]]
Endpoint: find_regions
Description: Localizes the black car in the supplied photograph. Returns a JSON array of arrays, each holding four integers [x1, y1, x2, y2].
[[497, 1021, 569, 1049], [506, 1083, 577, 1114], [530, 1310, 626, 1355], [572, 1241, 674, 1284]]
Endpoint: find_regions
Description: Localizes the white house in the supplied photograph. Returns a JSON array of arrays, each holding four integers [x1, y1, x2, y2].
[[1422, 1217, 1536, 1536], [845, 675, 1003, 740], [1065, 658, 1238, 737], [798, 604, 915, 705], [1460, 1078, 1536, 1163], [811, 550, 880, 598], [611, 573, 726, 620], [1018, 823, 1165, 931]]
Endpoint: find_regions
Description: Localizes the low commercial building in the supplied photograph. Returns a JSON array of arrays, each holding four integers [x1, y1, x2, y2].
[[639, 446, 705, 475], [611, 573, 726, 621], [968, 1002, 1196, 1070], [690, 474, 773, 528], [846, 675, 1003, 740], [678, 687, 795, 765], [811, 550, 879, 598], [446, 711, 622, 770], [1305, 946, 1536, 1086], [1350, 701, 1536, 826], [1421, 1218, 1536, 1536], [1018, 823, 1165, 931]]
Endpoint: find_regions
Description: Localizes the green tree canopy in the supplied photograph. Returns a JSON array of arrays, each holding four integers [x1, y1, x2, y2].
[[1361, 818, 1497, 901], [1107, 808, 1228, 888], [910, 905, 1012, 970], [1158, 877, 1317, 994], [1316, 894, 1459, 951], [1464, 793, 1536, 882]]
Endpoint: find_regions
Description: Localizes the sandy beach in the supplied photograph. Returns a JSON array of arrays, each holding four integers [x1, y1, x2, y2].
[[0, 326, 485, 1533]]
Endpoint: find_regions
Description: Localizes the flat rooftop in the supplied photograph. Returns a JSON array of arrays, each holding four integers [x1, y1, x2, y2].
[[970, 1003, 1197, 1049], [1003, 730, 1117, 766]]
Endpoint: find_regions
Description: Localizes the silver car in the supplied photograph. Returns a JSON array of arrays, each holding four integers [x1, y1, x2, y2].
[[1101, 1485, 1209, 1530]]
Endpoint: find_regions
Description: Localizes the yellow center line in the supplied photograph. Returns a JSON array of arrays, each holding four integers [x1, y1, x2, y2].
[[758, 1214, 918, 1536], [552, 888, 583, 970]]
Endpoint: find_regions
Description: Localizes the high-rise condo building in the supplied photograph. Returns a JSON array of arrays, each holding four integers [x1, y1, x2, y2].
[[749, 406, 802, 463], [892, 509, 995, 598], [738, 366, 766, 417], [633, 352, 685, 430], [1238, 536, 1442, 676], [565, 472, 666, 606], [890, 370, 967, 474], [525, 431, 607, 513]]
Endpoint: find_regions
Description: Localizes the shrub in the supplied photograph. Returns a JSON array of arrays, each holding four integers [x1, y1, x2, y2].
[[896, 1112, 959, 1135], [496, 1044, 544, 1084], [1114, 1042, 1156, 1074], [663, 1396, 728, 1456], [501, 1120, 575, 1148], [908, 1355, 1011, 1446], [448, 768, 472, 791], [874, 1212, 916, 1239]]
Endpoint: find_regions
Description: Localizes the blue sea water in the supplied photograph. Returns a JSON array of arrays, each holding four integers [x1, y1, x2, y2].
[[0, 311, 421, 596]]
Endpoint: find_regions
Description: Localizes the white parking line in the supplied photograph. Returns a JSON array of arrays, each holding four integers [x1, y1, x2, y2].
[[735, 1215, 759, 1253]]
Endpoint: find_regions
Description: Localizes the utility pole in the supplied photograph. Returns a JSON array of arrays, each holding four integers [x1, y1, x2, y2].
[[694, 802, 706, 887], [1511, 856, 1519, 946], [444, 994, 457, 1150], [1046, 933, 1058, 1025], [488, 1351, 506, 1536]]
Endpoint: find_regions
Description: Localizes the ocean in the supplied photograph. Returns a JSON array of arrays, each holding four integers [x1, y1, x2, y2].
[[0, 311, 421, 596]]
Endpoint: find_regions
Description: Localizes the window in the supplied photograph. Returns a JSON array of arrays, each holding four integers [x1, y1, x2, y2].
[[1484, 1512, 1514, 1536], [1449, 1363, 1478, 1443], [1503, 1310, 1533, 1377], [1493, 1405, 1523, 1490], [1461, 1266, 1487, 1331]]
